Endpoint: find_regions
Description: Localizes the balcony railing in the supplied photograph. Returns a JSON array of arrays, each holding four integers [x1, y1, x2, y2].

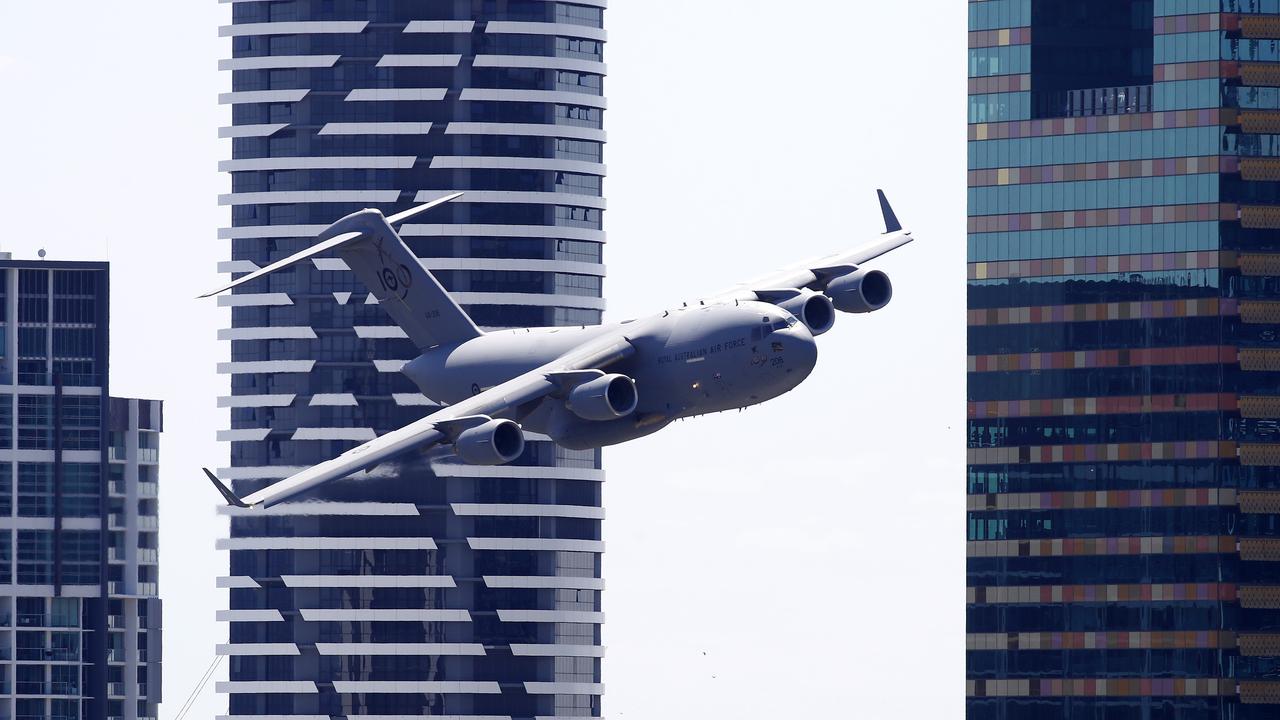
[[137, 481, 158, 497], [1033, 84, 1152, 119], [137, 548, 158, 564]]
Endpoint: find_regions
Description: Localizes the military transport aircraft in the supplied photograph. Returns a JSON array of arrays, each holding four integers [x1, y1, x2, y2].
[[202, 191, 913, 508]]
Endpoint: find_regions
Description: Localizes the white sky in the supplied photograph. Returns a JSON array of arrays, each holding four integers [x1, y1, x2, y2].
[[0, 1, 966, 717]]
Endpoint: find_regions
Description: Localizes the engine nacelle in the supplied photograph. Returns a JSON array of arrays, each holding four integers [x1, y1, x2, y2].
[[454, 418, 525, 465], [778, 291, 836, 336], [566, 373, 639, 421], [825, 268, 893, 313]]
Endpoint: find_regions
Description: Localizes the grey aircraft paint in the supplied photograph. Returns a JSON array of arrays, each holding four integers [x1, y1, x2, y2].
[[202, 191, 912, 508]]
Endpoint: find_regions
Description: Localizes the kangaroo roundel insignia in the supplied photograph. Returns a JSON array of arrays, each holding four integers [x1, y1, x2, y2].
[[381, 268, 399, 291], [471, 383, 481, 396], [398, 264, 413, 288]]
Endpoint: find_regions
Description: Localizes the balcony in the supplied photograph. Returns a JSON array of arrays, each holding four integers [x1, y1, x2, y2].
[[108, 545, 124, 562], [107, 681, 125, 697], [137, 582, 158, 597], [136, 515, 158, 531], [15, 613, 45, 628], [137, 548, 158, 564], [106, 614, 125, 629], [137, 448, 159, 464], [1032, 84, 1152, 119], [137, 481, 158, 497], [108, 479, 125, 496]]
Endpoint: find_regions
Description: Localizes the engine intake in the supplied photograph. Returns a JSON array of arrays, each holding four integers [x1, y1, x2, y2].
[[454, 418, 525, 465], [566, 373, 639, 421], [826, 268, 892, 313], [779, 291, 836, 336]]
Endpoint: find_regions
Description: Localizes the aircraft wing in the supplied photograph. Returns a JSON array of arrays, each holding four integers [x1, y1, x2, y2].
[[206, 331, 638, 509], [702, 189, 914, 304]]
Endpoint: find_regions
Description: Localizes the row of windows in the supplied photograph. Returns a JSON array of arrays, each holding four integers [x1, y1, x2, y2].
[[969, 601, 1246, 632], [969, 0, 1030, 32], [1153, 79, 1220, 112], [969, 128, 1221, 170], [970, 45, 1032, 78], [969, 272, 1220, 309], [969, 698, 1278, 720], [969, 316, 1236, 355], [972, 462, 1280, 495], [1153, 30, 1219, 64], [230, 0, 600, 25], [968, 221, 1220, 263], [231, 133, 603, 166], [969, 410, 1224, 449], [968, 507, 1233, 540], [968, 649, 1234, 678], [970, 91, 1030, 124], [967, 553, 1244, 585], [969, 174, 1218, 215]]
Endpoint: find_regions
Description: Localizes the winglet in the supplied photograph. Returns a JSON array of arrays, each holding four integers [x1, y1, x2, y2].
[[877, 189, 902, 234], [204, 468, 251, 508]]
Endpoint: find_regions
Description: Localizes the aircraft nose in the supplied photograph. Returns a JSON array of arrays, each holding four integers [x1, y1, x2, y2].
[[780, 325, 818, 377]]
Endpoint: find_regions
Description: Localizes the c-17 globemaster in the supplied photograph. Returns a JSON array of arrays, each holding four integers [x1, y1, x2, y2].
[[202, 191, 913, 508]]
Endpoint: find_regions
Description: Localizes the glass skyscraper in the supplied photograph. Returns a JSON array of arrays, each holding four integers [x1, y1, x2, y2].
[[217, 2, 606, 719], [0, 258, 162, 720], [969, 0, 1280, 717]]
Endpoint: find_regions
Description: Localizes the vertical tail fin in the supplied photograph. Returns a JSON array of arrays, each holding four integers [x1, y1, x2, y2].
[[200, 193, 482, 351], [321, 208, 483, 350]]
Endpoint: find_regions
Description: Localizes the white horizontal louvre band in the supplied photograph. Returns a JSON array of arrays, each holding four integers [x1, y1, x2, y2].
[[413, 190, 607, 210], [510, 644, 605, 657], [400, 224, 605, 243], [218, 537, 436, 551], [467, 538, 604, 553], [216, 643, 300, 656], [354, 326, 407, 339], [316, 255, 608, 275], [315, 643, 484, 656], [474, 55, 606, 74], [332, 681, 500, 694], [372, 359, 409, 372], [216, 609, 284, 622], [219, 502, 420, 517], [213, 716, 328, 720], [349, 717, 510, 720], [218, 260, 261, 273], [393, 393, 437, 406], [429, 156, 605, 175], [319, 122, 433, 135], [215, 681, 318, 693], [220, 190, 402, 206], [402, 20, 476, 33], [219, 21, 369, 37], [282, 575, 456, 588], [449, 293, 606, 310], [220, 225, 327, 239], [451, 504, 604, 520], [219, 123, 289, 138], [217, 326, 317, 340], [309, 393, 357, 406], [459, 88, 607, 109], [220, 55, 341, 71], [377, 54, 463, 67], [217, 428, 272, 442], [345, 88, 448, 102], [333, 291, 353, 304], [219, 89, 309, 105], [218, 360, 314, 375], [216, 293, 294, 307], [216, 576, 261, 589], [216, 394, 297, 409], [214, 466, 300, 480], [497, 610, 604, 624], [220, 156, 416, 172], [445, 122, 606, 142], [299, 609, 471, 622], [291, 427, 378, 441], [432, 465, 604, 481], [483, 576, 604, 590], [523, 682, 605, 695], [484, 21, 607, 42]]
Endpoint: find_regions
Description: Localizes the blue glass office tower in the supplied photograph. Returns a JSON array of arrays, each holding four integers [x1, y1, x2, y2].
[[969, 0, 1280, 716], [217, 3, 606, 719], [0, 258, 162, 720]]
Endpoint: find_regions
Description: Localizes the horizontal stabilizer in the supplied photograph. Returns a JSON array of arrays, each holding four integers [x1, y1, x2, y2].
[[198, 192, 464, 299], [204, 468, 249, 508]]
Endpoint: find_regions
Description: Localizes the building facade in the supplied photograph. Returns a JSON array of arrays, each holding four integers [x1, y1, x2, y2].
[[0, 259, 161, 720], [217, 2, 607, 719], [968, 0, 1280, 717]]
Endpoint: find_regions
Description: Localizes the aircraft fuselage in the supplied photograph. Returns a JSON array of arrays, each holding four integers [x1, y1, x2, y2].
[[401, 300, 818, 449]]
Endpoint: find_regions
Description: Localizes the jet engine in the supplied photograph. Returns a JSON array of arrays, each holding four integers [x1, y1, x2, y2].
[[565, 373, 639, 421], [454, 418, 525, 465], [778, 291, 836, 336], [825, 268, 892, 313]]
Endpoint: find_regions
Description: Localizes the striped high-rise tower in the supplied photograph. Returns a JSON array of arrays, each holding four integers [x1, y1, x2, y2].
[[217, 2, 607, 718]]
